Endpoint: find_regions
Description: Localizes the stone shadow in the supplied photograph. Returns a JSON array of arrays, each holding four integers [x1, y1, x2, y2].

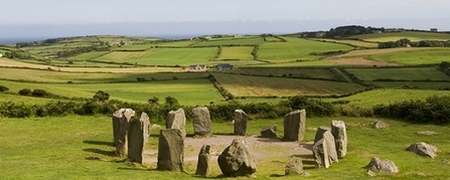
[[83, 148, 115, 156], [83, 140, 114, 147]]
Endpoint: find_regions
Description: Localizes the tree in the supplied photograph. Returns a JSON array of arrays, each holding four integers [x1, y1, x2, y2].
[[165, 96, 179, 106], [93, 90, 110, 102], [148, 96, 159, 104]]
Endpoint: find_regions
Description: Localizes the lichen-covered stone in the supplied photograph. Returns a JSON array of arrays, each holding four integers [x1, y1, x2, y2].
[[192, 107, 212, 137], [234, 109, 248, 136], [218, 139, 257, 177], [166, 108, 186, 138], [331, 120, 347, 158], [157, 129, 184, 171], [283, 109, 306, 141]]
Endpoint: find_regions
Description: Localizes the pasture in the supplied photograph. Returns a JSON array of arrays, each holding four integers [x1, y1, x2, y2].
[[1, 115, 449, 179], [258, 37, 354, 62], [358, 48, 450, 65], [350, 31, 450, 42], [230, 67, 338, 80], [314, 39, 379, 48], [217, 46, 254, 60], [191, 37, 263, 47], [345, 67, 450, 81]]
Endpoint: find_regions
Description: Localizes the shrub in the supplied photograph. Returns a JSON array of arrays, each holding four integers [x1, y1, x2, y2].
[[32, 89, 48, 97], [0, 85, 9, 92], [92, 90, 110, 102], [18, 88, 32, 96]]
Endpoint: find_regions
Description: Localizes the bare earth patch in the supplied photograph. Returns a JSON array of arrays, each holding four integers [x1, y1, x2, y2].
[[143, 135, 313, 165]]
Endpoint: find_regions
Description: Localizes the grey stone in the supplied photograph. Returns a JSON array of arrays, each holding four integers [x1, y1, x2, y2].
[[195, 145, 211, 177], [140, 112, 150, 143], [166, 108, 186, 138], [331, 120, 347, 158], [314, 126, 338, 164], [373, 121, 389, 129], [112, 108, 135, 157], [157, 129, 184, 171], [283, 109, 306, 141], [312, 138, 330, 168], [406, 142, 438, 158], [218, 138, 257, 177], [234, 109, 248, 136], [285, 157, 304, 175], [442, 159, 449, 164], [416, 131, 437, 136], [365, 157, 398, 173], [260, 125, 277, 138], [192, 107, 212, 137], [127, 114, 147, 163]]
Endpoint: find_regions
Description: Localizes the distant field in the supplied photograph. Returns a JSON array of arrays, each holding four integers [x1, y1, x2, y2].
[[230, 67, 337, 80], [369, 81, 450, 89], [96, 47, 217, 66], [350, 31, 450, 42], [331, 89, 450, 108], [0, 68, 208, 83], [217, 46, 254, 60], [153, 40, 197, 47], [359, 48, 450, 65], [0, 93, 65, 105], [111, 44, 151, 51], [191, 37, 263, 47], [68, 51, 111, 60], [212, 73, 366, 97], [253, 60, 339, 67], [0, 78, 222, 105], [346, 67, 450, 81], [315, 39, 378, 48], [258, 37, 354, 62]]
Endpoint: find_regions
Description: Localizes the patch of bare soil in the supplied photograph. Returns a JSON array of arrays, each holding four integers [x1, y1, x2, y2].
[[143, 135, 313, 164]]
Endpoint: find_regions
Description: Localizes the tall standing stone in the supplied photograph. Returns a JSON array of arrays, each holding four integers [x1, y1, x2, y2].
[[157, 129, 184, 171], [312, 138, 330, 168], [218, 139, 257, 177], [234, 109, 248, 136], [283, 109, 306, 141], [314, 126, 338, 164], [331, 120, 347, 158], [140, 112, 150, 143], [166, 108, 186, 138], [192, 107, 212, 137], [112, 108, 135, 157], [127, 114, 147, 163], [195, 145, 211, 177]]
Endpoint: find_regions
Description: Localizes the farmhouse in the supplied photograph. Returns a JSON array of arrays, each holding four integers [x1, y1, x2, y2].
[[215, 63, 234, 71], [183, 64, 207, 72], [430, 28, 438, 32]]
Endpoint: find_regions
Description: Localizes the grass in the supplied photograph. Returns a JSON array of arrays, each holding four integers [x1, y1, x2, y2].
[[212, 73, 367, 97], [191, 37, 263, 47], [230, 67, 338, 80], [346, 67, 450, 81], [314, 39, 379, 48], [369, 81, 450, 89], [68, 51, 112, 60], [359, 48, 450, 65], [0, 93, 65, 105], [217, 46, 254, 60], [350, 31, 450, 42], [96, 48, 217, 66], [1, 115, 449, 179], [153, 41, 197, 47], [111, 44, 152, 51], [258, 37, 354, 62]]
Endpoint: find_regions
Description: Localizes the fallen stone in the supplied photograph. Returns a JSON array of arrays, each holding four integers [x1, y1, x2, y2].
[[331, 120, 347, 158], [283, 109, 306, 141], [112, 108, 135, 157], [373, 121, 389, 129], [166, 108, 186, 138], [260, 125, 277, 138], [442, 159, 449, 164], [157, 129, 184, 171], [285, 157, 304, 175], [314, 126, 338, 164], [234, 109, 248, 136], [366, 170, 376, 177], [218, 138, 257, 177], [406, 142, 438, 158], [195, 145, 211, 177], [365, 157, 398, 173], [192, 107, 212, 137]]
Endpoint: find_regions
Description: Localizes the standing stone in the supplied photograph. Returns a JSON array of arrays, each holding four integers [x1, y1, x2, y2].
[[166, 108, 186, 138], [285, 157, 304, 175], [260, 125, 277, 138], [314, 127, 338, 164], [195, 145, 211, 177], [140, 112, 150, 143], [218, 139, 257, 177], [192, 107, 212, 137], [157, 129, 184, 171], [312, 138, 330, 168], [406, 142, 438, 158], [283, 109, 306, 141], [234, 109, 248, 136], [112, 108, 135, 157], [365, 157, 398, 173], [127, 115, 146, 163], [331, 120, 347, 158]]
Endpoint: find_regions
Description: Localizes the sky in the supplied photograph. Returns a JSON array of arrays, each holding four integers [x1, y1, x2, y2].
[[1, 0, 450, 39]]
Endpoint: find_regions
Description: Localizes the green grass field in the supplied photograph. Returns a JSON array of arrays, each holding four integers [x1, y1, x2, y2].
[[258, 37, 354, 62], [346, 67, 450, 81], [370, 81, 450, 89], [360, 48, 450, 65], [315, 39, 379, 48], [191, 37, 263, 47], [153, 40, 197, 47], [350, 31, 450, 42], [230, 67, 338, 80], [68, 51, 111, 60], [212, 73, 366, 97], [217, 46, 254, 60], [1, 115, 449, 179]]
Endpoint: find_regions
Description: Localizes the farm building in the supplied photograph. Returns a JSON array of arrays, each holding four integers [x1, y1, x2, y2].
[[430, 28, 438, 32], [183, 64, 207, 72], [215, 63, 234, 71]]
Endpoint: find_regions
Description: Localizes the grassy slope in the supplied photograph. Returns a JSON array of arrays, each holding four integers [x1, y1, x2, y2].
[[191, 37, 263, 47], [360, 48, 450, 65], [258, 37, 354, 62], [350, 31, 450, 42], [230, 67, 337, 80], [0, 115, 449, 179], [217, 46, 254, 60], [346, 67, 450, 81]]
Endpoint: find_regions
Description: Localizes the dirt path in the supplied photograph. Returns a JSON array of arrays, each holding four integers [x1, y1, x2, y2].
[[143, 135, 313, 164]]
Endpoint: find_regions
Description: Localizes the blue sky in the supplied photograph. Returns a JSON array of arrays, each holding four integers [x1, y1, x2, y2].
[[1, 0, 449, 38]]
